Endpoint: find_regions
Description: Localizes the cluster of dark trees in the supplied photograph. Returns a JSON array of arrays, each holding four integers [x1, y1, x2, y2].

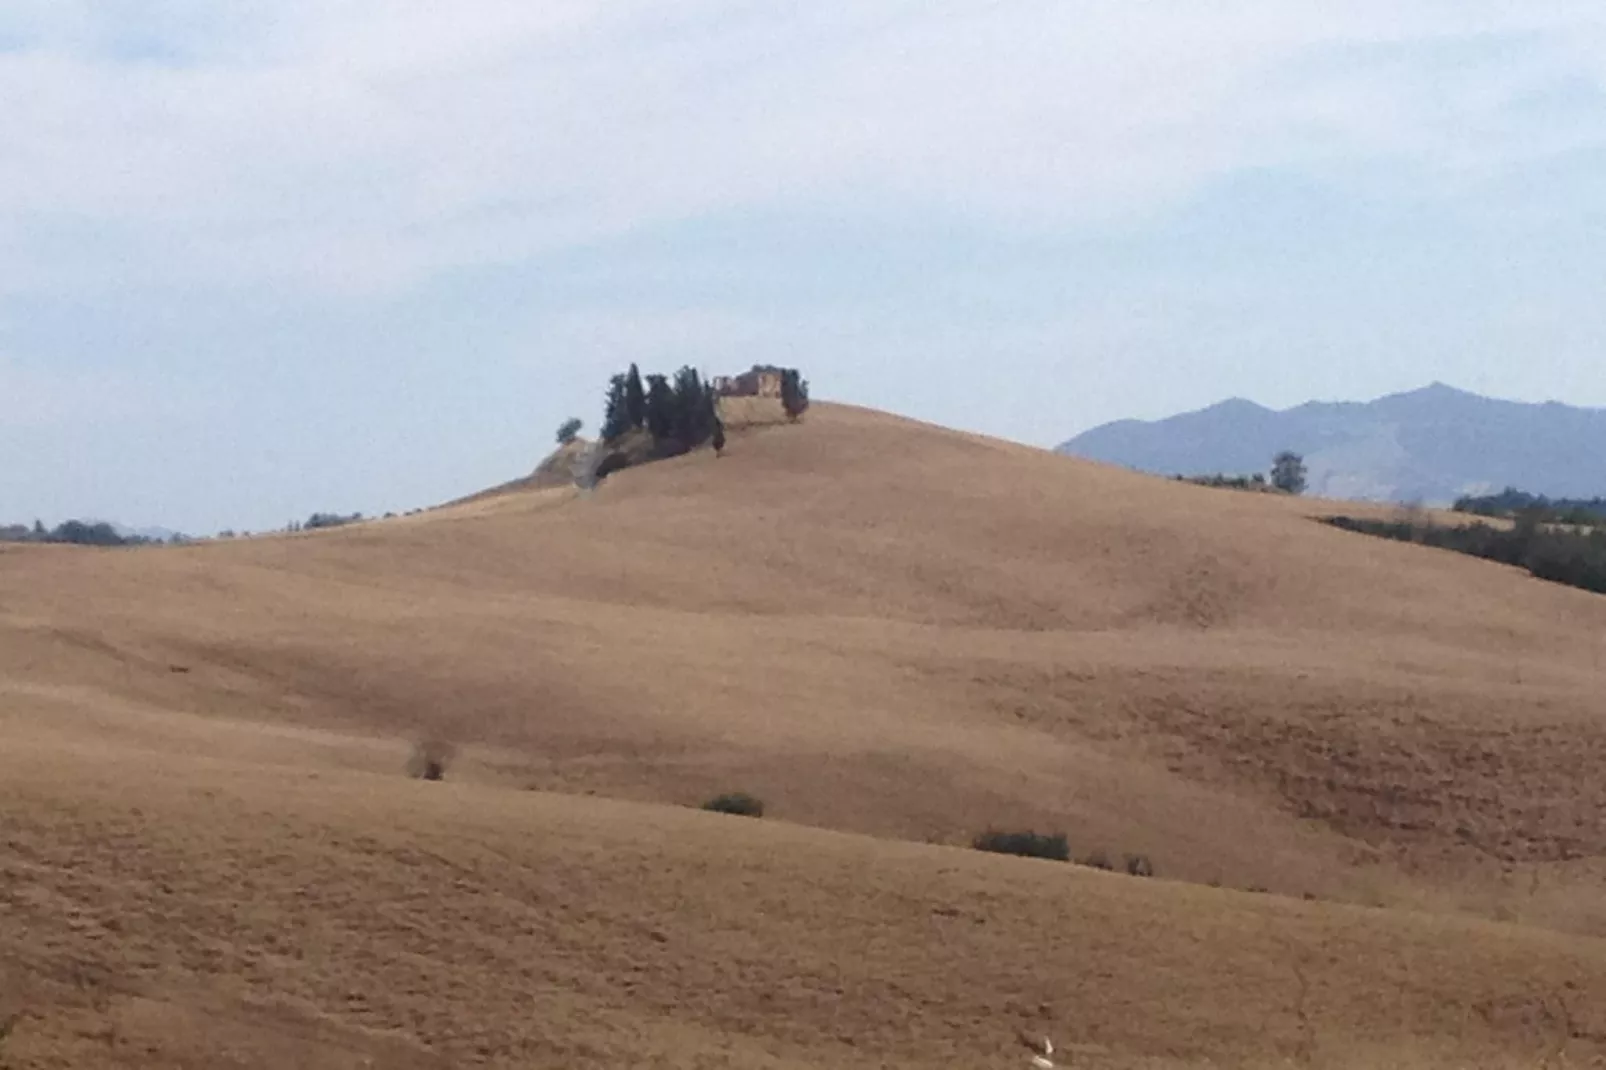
[[599, 363, 726, 454], [1453, 488, 1606, 527], [299, 512, 364, 531], [1177, 451, 1307, 495], [0, 520, 171, 548], [1327, 512, 1606, 596]]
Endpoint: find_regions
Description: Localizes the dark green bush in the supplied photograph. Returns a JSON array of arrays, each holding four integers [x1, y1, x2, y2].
[[406, 740, 456, 782], [702, 792, 765, 818], [972, 829, 1070, 862]]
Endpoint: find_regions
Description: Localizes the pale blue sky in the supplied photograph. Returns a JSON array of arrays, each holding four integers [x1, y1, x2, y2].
[[3, 2, 1604, 533]]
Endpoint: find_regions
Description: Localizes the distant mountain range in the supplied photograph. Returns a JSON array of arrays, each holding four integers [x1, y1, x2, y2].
[[1058, 383, 1606, 505]]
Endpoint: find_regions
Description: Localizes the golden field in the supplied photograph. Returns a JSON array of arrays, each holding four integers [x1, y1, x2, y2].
[[4, 403, 1606, 1068]]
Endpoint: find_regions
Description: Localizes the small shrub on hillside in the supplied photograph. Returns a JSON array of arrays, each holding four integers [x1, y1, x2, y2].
[[406, 739, 457, 782], [702, 792, 765, 818], [1079, 849, 1114, 871], [1124, 853, 1156, 878], [972, 829, 1070, 862]]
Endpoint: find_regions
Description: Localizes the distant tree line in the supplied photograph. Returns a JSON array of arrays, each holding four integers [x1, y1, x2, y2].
[[298, 512, 365, 531], [1, 509, 387, 547], [1453, 488, 1606, 527], [219, 512, 368, 538], [220, 509, 410, 540], [1326, 511, 1606, 596], [0, 519, 173, 548], [1176, 451, 1307, 495], [1178, 473, 1271, 491]]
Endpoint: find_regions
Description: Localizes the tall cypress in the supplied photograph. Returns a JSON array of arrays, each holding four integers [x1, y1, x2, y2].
[[625, 363, 647, 430], [781, 369, 810, 420], [671, 366, 711, 447], [601, 374, 632, 440], [644, 374, 675, 440]]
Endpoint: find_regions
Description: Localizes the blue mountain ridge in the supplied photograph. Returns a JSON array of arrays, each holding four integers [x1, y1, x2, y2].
[[1058, 383, 1606, 505]]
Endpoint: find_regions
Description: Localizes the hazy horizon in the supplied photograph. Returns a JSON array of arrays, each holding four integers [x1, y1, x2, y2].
[[5, 4, 1605, 533]]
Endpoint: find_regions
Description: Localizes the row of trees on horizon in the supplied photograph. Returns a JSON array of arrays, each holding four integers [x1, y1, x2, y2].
[[1178, 450, 1308, 495], [1453, 488, 1606, 526], [0, 510, 412, 549], [0, 519, 171, 548]]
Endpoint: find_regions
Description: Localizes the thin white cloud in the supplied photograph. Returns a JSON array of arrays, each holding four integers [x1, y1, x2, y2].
[[1, 1, 1603, 295]]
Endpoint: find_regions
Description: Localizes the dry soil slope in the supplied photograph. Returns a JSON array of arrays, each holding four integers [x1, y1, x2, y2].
[[6, 725, 1606, 1070], [3, 404, 1606, 904], [4, 404, 1606, 1066]]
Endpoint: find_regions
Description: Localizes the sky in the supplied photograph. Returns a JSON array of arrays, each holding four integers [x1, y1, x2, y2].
[[3, 2, 1605, 534]]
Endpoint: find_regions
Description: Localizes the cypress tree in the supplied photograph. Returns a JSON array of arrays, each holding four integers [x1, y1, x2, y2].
[[705, 385, 724, 454], [625, 363, 647, 430], [671, 366, 712, 447], [781, 369, 810, 420], [644, 374, 675, 440], [601, 374, 632, 441]]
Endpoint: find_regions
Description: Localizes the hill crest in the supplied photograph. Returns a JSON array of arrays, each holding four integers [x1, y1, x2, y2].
[[6, 402, 1606, 1066]]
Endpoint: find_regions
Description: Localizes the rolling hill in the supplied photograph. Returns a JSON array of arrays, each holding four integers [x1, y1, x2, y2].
[[4, 403, 1606, 1068], [1058, 382, 1606, 505]]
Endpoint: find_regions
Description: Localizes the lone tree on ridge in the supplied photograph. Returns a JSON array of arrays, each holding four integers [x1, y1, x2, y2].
[[780, 368, 810, 421], [1271, 451, 1308, 495]]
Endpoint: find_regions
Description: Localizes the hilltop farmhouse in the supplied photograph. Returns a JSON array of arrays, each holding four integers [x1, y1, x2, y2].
[[711, 365, 786, 398]]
